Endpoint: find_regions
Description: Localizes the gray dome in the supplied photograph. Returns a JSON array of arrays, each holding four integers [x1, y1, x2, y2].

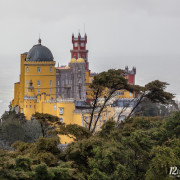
[[26, 40, 53, 61]]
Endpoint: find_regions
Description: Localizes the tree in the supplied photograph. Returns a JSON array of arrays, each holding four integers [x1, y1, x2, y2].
[[88, 69, 134, 133], [87, 69, 174, 132], [32, 112, 60, 138], [0, 111, 43, 146], [0, 112, 180, 179], [126, 80, 174, 120], [58, 124, 92, 141]]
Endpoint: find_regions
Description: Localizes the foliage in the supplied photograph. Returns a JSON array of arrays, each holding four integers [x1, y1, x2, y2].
[[88, 69, 174, 132], [0, 111, 180, 179], [58, 123, 92, 141], [126, 80, 174, 120], [0, 111, 43, 147], [32, 112, 60, 138], [88, 69, 134, 133]]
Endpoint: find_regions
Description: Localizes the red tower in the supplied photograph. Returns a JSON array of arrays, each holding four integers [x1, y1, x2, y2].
[[125, 66, 136, 85], [70, 33, 89, 70]]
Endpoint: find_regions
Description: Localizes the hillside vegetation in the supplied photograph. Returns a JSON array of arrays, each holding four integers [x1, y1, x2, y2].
[[0, 111, 179, 180]]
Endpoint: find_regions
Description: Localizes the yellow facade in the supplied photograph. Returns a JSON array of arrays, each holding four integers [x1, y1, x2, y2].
[[12, 53, 56, 116], [12, 40, 135, 144], [24, 61, 56, 98]]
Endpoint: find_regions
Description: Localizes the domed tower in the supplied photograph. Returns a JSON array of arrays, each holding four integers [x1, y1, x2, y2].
[[12, 38, 56, 118], [24, 38, 56, 98]]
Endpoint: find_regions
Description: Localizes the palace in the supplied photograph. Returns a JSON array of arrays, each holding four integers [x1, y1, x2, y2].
[[12, 33, 136, 143]]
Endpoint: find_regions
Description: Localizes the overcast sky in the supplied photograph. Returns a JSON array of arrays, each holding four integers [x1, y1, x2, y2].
[[0, 0, 180, 116]]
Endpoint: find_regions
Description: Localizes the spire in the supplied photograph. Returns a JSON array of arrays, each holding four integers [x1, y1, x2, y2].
[[38, 33, 41, 45], [78, 30, 81, 37], [38, 38, 41, 45]]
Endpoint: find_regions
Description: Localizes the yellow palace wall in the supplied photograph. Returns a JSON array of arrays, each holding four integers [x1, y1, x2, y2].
[[12, 53, 134, 144], [24, 61, 56, 98]]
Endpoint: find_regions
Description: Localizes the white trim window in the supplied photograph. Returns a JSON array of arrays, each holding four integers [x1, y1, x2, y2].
[[53, 105, 57, 110], [50, 67, 52, 72], [50, 80, 52, 86], [59, 107, 64, 115], [50, 88, 52, 93], [37, 89, 40, 93], [26, 67, 29, 72], [37, 80, 41, 86], [26, 80, 28, 86], [37, 67, 41, 73]]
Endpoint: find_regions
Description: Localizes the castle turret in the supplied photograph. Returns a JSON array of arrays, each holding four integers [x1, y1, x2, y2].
[[24, 80, 37, 120], [124, 66, 136, 85], [70, 33, 89, 70]]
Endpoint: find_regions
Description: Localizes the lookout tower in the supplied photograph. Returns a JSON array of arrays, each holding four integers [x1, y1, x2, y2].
[[70, 33, 89, 70]]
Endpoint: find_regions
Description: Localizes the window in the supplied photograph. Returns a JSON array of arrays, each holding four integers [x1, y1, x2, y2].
[[59, 107, 64, 115], [53, 105, 57, 110], [50, 80, 52, 86], [27, 88, 28, 93], [37, 80, 41, 86], [119, 91, 124, 95], [85, 117, 88, 123], [74, 42, 78, 47], [50, 67, 52, 72], [26, 80, 28, 86], [30, 105, 31, 108], [37, 89, 40, 93], [129, 92, 132, 96], [58, 81, 59, 86], [37, 67, 41, 73], [60, 118, 63, 123], [100, 115, 102, 121], [50, 88, 52, 93], [26, 67, 29, 72], [81, 43, 84, 47]]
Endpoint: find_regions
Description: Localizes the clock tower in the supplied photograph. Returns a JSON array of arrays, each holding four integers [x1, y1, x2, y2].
[[70, 33, 89, 70]]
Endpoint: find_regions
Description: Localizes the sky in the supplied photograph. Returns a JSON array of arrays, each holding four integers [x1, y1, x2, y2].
[[0, 0, 180, 116]]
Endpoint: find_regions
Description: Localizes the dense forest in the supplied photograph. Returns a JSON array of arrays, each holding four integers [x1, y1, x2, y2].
[[0, 109, 179, 180]]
